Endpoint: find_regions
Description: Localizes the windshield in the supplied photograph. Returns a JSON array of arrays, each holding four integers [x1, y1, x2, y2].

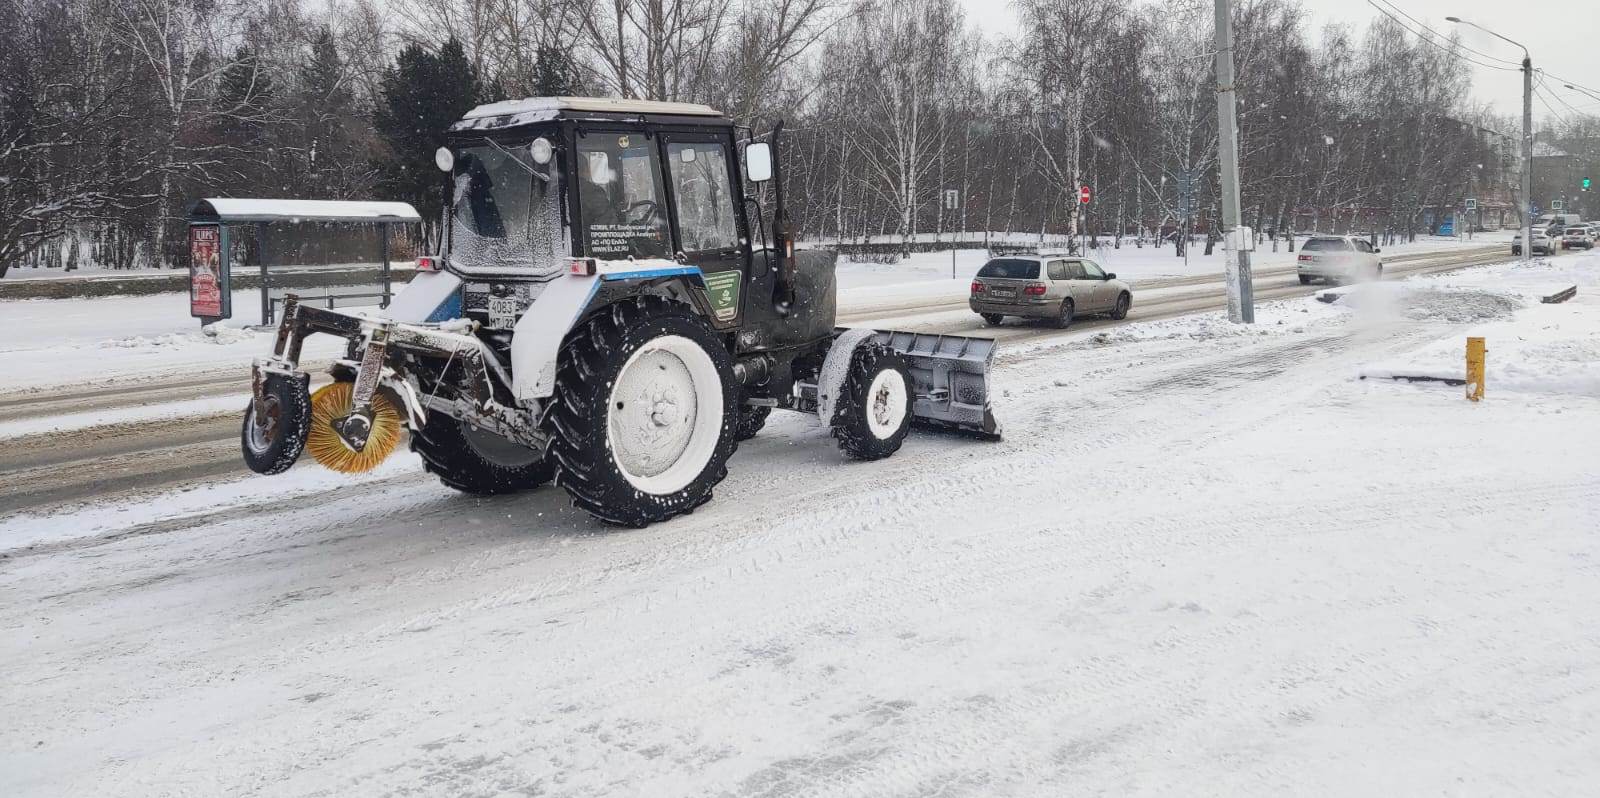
[[449, 141, 566, 277], [978, 259, 1040, 279], [1302, 238, 1352, 251]]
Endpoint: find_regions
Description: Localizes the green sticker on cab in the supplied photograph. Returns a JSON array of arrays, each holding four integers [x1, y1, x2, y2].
[[703, 270, 741, 322]]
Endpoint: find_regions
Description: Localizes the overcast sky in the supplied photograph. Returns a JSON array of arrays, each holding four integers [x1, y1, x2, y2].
[[959, 0, 1600, 124]]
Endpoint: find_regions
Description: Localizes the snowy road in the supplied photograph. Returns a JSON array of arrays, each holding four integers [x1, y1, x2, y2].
[[0, 244, 1520, 517], [4, 251, 1599, 795]]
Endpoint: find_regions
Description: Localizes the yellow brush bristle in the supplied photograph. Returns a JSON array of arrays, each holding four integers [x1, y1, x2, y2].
[[307, 382, 404, 474]]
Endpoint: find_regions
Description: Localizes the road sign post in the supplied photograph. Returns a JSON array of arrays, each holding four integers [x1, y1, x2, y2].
[[945, 190, 961, 278]]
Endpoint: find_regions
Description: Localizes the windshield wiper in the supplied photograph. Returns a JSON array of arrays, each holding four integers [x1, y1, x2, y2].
[[483, 137, 550, 183]]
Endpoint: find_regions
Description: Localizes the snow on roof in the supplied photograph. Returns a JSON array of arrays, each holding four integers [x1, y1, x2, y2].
[[188, 198, 421, 223], [450, 96, 724, 133], [462, 96, 722, 120]]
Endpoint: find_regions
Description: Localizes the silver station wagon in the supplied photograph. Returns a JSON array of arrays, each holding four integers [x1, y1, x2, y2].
[[969, 254, 1132, 328]]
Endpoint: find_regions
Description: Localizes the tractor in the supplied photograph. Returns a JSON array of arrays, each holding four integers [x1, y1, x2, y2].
[[241, 97, 1000, 526]]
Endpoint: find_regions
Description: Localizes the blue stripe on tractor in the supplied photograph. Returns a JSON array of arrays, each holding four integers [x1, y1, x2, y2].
[[600, 266, 703, 284], [425, 290, 463, 323]]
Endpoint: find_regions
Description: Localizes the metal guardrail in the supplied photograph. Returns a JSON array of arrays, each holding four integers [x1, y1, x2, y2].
[[270, 291, 391, 319], [1541, 285, 1578, 304]]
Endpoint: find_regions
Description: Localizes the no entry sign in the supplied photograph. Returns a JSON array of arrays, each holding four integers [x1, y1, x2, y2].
[[1079, 185, 1092, 204]]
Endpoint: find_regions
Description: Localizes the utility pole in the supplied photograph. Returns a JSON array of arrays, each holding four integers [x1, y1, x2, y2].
[[1521, 54, 1533, 262], [1447, 17, 1530, 263], [1214, 0, 1253, 323]]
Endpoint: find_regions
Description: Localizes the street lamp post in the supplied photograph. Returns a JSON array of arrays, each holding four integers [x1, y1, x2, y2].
[[1447, 17, 1531, 263]]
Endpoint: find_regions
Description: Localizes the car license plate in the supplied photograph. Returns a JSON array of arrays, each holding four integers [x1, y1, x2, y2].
[[487, 297, 520, 329], [989, 288, 1015, 299]]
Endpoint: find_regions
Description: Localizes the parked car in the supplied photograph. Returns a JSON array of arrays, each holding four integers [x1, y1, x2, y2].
[[1295, 235, 1383, 285], [969, 254, 1133, 328], [1511, 230, 1556, 255], [1562, 226, 1594, 249]]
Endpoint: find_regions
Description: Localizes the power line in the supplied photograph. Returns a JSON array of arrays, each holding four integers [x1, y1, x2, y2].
[[1532, 83, 1570, 127], [1363, 1, 1521, 73], [1535, 68, 1600, 100], [1537, 73, 1588, 118], [1371, 0, 1521, 68]]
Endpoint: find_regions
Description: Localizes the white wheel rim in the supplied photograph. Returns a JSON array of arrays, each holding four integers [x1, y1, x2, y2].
[[865, 368, 908, 441], [606, 335, 723, 495]]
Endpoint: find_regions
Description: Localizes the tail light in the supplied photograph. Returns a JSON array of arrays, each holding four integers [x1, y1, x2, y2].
[[1023, 283, 1047, 296], [970, 281, 985, 294], [416, 255, 442, 271]]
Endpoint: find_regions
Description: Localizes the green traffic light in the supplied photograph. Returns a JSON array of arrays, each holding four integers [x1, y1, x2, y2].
[[1585, 177, 1593, 190]]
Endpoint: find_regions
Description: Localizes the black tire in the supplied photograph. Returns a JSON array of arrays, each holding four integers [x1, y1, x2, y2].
[[1053, 298, 1074, 329], [1109, 292, 1131, 320], [543, 297, 738, 527], [1299, 275, 1314, 285], [410, 413, 553, 495], [736, 405, 772, 441], [980, 313, 1004, 327], [832, 343, 914, 461], [241, 372, 311, 475]]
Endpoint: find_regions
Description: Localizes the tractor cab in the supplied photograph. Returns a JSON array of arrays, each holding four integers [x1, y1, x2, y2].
[[434, 98, 774, 333]]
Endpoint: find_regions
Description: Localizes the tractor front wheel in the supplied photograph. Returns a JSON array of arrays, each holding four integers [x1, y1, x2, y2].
[[544, 297, 738, 527], [411, 413, 553, 495], [832, 343, 914, 461], [736, 405, 772, 441], [241, 372, 311, 475]]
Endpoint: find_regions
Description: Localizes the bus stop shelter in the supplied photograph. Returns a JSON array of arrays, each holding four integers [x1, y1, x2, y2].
[[186, 198, 422, 326]]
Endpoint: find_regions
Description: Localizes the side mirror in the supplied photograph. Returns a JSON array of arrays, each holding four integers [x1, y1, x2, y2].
[[1103, 272, 1116, 280], [434, 146, 454, 172], [1373, 247, 1381, 253], [745, 142, 773, 183]]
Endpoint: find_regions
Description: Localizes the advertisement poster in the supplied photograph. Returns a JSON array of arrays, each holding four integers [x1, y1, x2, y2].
[[189, 224, 229, 319]]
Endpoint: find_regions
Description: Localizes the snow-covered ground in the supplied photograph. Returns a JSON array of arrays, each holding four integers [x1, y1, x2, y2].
[[2, 251, 1596, 795]]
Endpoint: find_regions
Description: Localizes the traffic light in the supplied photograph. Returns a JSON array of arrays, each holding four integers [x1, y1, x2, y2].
[[1584, 176, 1592, 191]]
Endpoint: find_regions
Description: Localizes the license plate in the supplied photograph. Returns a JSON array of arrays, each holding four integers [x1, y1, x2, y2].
[[989, 288, 1015, 299], [487, 297, 520, 328]]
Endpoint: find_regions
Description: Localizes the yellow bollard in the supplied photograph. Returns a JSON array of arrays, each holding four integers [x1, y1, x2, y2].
[[1465, 337, 1486, 401]]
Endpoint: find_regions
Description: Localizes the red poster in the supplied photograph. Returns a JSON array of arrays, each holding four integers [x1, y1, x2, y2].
[[190, 225, 223, 318]]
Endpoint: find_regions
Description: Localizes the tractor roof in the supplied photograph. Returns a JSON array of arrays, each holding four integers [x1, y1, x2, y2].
[[450, 96, 726, 133]]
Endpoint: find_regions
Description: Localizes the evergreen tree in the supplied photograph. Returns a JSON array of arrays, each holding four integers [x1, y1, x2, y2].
[[531, 46, 582, 97], [373, 38, 481, 236], [299, 28, 366, 196]]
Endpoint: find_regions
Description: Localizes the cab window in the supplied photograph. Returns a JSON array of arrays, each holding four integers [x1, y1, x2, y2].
[[1047, 260, 1069, 280], [1064, 260, 1088, 279], [666, 142, 740, 254], [1080, 260, 1106, 279], [575, 132, 669, 258]]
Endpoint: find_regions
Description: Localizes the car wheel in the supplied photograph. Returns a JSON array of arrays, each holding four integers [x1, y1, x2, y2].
[[1053, 298, 1074, 329], [1109, 292, 1131, 320], [980, 313, 1004, 327], [1298, 275, 1314, 285]]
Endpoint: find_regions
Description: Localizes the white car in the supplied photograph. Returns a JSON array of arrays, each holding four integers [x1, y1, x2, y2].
[[1296, 235, 1383, 285], [1562, 226, 1594, 250], [1512, 231, 1555, 256]]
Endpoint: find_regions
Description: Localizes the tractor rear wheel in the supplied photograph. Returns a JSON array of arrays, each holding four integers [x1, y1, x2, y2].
[[411, 414, 552, 495], [544, 297, 738, 527], [832, 343, 913, 461]]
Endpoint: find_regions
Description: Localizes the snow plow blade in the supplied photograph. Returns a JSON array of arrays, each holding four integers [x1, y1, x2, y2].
[[868, 330, 1002, 439]]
